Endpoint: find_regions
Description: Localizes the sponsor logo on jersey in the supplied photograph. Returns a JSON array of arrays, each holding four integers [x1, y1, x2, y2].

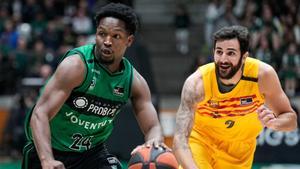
[[208, 100, 219, 108], [67, 92, 126, 117], [240, 97, 253, 105], [73, 97, 88, 108], [113, 86, 124, 96], [86, 103, 118, 117]]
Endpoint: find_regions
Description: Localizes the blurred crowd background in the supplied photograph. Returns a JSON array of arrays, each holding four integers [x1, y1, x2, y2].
[[0, 0, 299, 168]]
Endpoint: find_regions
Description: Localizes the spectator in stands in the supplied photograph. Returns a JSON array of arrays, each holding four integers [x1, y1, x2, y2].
[[13, 36, 30, 78], [0, 19, 19, 51], [28, 39, 57, 77], [253, 2, 282, 36], [60, 23, 77, 47], [3, 94, 27, 158], [42, 0, 57, 20], [173, 3, 191, 55], [21, 0, 41, 23], [41, 21, 60, 50], [240, 0, 257, 30], [30, 11, 47, 38], [0, 5, 10, 33], [293, 14, 300, 46], [254, 34, 272, 64], [271, 33, 284, 72], [71, 7, 93, 35], [204, 0, 224, 47], [214, 0, 239, 32], [281, 42, 300, 97], [28, 39, 46, 76], [0, 52, 17, 94]]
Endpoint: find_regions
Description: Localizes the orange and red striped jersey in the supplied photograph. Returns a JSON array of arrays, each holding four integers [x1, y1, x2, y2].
[[193, 57, 265, 142]]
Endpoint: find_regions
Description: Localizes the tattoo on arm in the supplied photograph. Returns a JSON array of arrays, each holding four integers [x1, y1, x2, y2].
[[174, 80, 200, 150]]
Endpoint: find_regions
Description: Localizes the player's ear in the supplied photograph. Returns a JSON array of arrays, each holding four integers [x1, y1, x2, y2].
[[127, 35, 134, 47]]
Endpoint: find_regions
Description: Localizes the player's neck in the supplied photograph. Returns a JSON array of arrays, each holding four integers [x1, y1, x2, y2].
[[108, 61, 124, 73], [100, 60, 124, 74]]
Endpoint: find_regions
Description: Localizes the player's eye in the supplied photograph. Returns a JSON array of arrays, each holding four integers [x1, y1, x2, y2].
[[98, 31, 106, 37], [216, 50, 223, 55], [113, 34, 121, 39], [227, 51, 236, 56]]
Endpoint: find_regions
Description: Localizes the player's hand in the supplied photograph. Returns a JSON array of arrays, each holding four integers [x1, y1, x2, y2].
[[41, 159, 65, 169], [144, 137, 170, 150], [131, 138, 171, 155], [257, 105, 277, 130]]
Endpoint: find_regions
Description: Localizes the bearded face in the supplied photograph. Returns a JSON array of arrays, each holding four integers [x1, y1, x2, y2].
[[213, 39, 245, 80], [215, 55, 243, 79]]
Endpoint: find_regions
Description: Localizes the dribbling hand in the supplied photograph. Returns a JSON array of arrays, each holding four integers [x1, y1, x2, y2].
[[257, 105, 277, 130], [130, 138, 170, 155]]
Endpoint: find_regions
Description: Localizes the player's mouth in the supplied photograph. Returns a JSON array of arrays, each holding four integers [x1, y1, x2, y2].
[[219, 64, 231, 71], [101, 48, 113, 57]]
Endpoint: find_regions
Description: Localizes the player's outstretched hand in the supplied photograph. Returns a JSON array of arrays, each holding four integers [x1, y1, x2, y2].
[[257, 105, 277, 130]]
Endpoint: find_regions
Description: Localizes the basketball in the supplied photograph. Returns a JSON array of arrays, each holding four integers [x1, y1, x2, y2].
[[128, 146, 179, 169]]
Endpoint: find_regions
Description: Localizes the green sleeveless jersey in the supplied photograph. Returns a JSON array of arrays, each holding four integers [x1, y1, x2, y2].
[[25, 44, 133, 152]]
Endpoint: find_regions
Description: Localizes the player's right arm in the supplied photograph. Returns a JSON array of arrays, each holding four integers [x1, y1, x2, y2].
[[173, 69, 204, 169], [30, 55, 85, 169]]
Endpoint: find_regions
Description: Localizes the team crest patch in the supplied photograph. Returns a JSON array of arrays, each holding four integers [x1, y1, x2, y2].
[[113, 86, 124, 96], [73, 97, 88, 108], [240, 97, 253, 105], [208, 100, 219, 108]]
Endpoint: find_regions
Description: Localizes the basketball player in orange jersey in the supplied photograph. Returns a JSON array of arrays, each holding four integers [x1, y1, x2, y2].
[[173, 25, 298, 169]]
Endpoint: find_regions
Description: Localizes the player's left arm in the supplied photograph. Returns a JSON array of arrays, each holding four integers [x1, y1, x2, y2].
[[258, 62, 297, 131], [130, 69, 165, 150]]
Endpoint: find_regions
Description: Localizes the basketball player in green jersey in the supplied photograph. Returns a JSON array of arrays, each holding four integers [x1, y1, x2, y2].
[[22, 3, 166, 169]]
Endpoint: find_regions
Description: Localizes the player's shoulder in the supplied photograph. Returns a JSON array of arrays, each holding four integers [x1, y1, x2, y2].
[[180, 68, 205, 102], [60, 54, 84, 68], [183, 68, 204, 93], [56, 54, 86, 79], [131, 68, 148, 90], [257, 60, 276, 78], [187, 68, 203, 83], [132, 68, 143, 82]]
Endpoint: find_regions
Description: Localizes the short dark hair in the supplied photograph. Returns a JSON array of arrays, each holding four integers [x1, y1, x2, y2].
[[94, 3, 139, 35], [213, 25, 250, 55]]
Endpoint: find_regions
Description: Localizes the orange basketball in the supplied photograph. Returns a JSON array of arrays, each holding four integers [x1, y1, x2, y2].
[[128, 146, 179, 169]]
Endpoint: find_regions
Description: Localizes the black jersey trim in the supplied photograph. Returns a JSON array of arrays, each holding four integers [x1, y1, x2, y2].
[[241, 75, 258, 82], [24, 105, 35, 141], [128, 64, 133, 98], [72, 49, 91, 92]]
